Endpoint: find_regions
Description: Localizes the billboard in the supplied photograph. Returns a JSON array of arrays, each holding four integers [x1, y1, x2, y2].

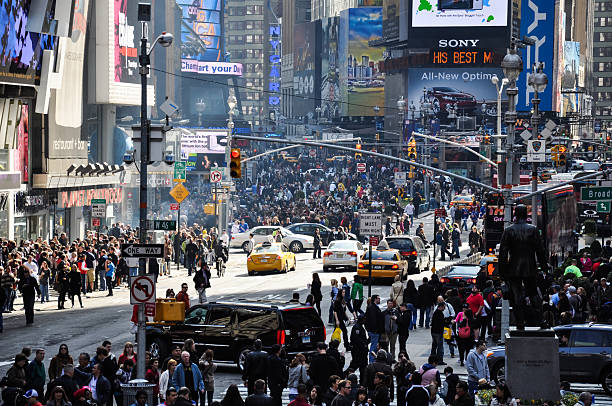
[[383, 0, 400, 40], [515, 0, 555, 112], [406, 67, 506, 118], [179, 128, 228, 158], [293, 21, 320, 117], [405, 0, 510, 49], [0, 0, 58, 86], [562, 41, 580, 114], [177, 0, 225, 72], [95, 0, 154, 105], [321, 17, 341, 120], [339, 8, 384, 117]]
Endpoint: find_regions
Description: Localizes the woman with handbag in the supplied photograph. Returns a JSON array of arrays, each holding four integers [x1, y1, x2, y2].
[[455, 306, 475, 366], [333, 290, 351, 351], [193, 263, 211, 304], [287, 354, 308, 401]]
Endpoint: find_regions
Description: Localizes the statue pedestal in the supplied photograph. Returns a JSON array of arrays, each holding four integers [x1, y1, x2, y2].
[[505, 328, 560, 401]]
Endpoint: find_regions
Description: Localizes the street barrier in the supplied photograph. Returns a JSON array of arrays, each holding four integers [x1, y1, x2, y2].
[[436, 253, 482, 277]]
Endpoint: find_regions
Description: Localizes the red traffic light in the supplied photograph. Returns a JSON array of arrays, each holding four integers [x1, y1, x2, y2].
[[230, 149, 240, 159]]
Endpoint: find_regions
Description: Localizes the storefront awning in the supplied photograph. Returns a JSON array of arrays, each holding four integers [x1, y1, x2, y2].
[[32, 172, 125, 189]]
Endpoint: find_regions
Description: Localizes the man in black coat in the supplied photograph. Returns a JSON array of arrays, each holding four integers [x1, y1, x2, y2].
[[45, 364, 78, 402], [245, 379, 274, 406], [308, 342, 340, 389], [363, 350, 394, 400], [349, 316, 368, 382], [396, 303, 412, 356], [242, 340, 269, 395], [498, 204, 548, 329], [18, 269, 40, 325], [364, 295, 384, 363], [266, 345, 287, 406], [417, 277, 435, 328]]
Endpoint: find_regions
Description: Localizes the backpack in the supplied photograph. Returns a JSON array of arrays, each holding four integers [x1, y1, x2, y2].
[[458, 316, 471, 339]]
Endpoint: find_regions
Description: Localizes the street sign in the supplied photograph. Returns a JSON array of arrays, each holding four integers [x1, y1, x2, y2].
[[581, 187, 612, 201], [130, 275, 156, 304], [597, 201, 611, 213], [210, 170, 223, 183], [357, 162, 366, 173], [309, 149, 316, 158], [170, 183, 190, 203], [359, 213, 382, 236], [149, 220, 177, 230], [170, 203, 180, 210], [369, 236, 380, 246], [91, 198, 106, 217], [434, 208, 447, 217], [527, 139, 546, 162], [121, 243, 164, 258], [394, 171, 407, 186], [173, 162, 186, 183], [92, 218, 101, 227], [144, 303, 156, 317]]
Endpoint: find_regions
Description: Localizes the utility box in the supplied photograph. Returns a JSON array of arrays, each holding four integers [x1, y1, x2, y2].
[[153, 298, 185, 322]]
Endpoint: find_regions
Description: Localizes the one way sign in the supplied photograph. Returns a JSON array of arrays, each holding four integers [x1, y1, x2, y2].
[[121, 244, 164, 258]]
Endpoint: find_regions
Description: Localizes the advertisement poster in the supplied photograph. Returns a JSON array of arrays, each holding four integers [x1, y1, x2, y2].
[[0, 0, 58, 86], [411, 0, 508, 27], [179, 129, 228, 158], [14, 104, 28, 182], [562, 41, 580, 114], [321, 17, 341, 120], [293, 21, 319, 117], [339, 7, 384, 117], [177, 0, 223, 70], [515, 0, 554, 111], [406, 67, 506, 118], [114, 0, 142, 84], [383, 0, 400, 39]]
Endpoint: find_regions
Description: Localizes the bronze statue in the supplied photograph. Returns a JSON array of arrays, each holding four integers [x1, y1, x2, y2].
[[498, 204, 548, 329]]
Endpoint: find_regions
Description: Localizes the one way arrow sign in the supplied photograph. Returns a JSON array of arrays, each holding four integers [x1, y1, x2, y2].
[[121, 244, 165, 258]]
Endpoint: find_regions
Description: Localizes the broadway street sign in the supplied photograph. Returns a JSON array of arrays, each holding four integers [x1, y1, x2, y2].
[[581, 187, 612, 201]]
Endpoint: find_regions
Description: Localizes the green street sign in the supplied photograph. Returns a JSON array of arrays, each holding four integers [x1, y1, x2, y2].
[[581, 187, 612, 201], [173, 162, 186, 182], [597, 201, 611, 213], [91, 198, 106, 204], [148, 220, 177, 230]]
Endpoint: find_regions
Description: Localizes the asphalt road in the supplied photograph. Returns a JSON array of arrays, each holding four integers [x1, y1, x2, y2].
[[1, 213, 608, 405]]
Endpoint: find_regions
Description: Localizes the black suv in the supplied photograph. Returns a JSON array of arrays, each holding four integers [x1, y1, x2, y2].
[[146, 301, 325, 370], [384, 236, 430, 274], [487, 324, 612, 394]]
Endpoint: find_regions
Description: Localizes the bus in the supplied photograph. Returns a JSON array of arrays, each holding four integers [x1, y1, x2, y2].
[[483, 183, 577, 261]]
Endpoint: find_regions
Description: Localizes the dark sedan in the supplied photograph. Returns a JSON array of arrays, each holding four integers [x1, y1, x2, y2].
[[486, 324, 612, 394], [439, 265, 480, 290]]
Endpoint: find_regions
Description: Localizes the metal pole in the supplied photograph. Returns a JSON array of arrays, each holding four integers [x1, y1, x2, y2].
[[214, 183, 218, 233], [177, 204, 180, 272], [432, 212, 436, 273], [137, 26, 149, 379], [531, 94, 540, 226], [497, 88, 503, 164], [368, 238, 372, 297]]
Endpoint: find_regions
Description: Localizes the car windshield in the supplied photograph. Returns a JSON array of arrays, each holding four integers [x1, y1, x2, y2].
[[328, 241, 358, 250], [362, 251, 397, 260], [448, 266, 480, 276], [253, 245, 281, 254], [455, 196, 472, 201], [280, 227, 294, 235], [433, 87, 457, 92], [387, 239, 415, 251]]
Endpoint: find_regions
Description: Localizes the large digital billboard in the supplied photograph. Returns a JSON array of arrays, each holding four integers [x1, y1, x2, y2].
[[177, 0, 224, 72], [405, 0, 510, 49], [321, 17, 341, 120], [406, 67, 506, 119], [383, 0, 400, 40], [515, 0, 555, 112], [293, 21, 320, 117], [339, 8, 384, 117], [0, 0, 58, 86], [562, 41, 580, 114]]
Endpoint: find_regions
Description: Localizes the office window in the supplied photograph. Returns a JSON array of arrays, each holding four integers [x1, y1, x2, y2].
[[246, 21, 263, 30], [228, 21, 245, 30], [229, 6, 245, 15], [246, 5, 263, 14]]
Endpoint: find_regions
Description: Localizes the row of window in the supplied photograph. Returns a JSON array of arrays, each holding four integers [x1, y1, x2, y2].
[[594, 1, 612, 11], [596, 77, 612, 87], [227, 34, 264, 44], [594, 92, 612, 101], [595, 47, 612, 57], [228, 49, 263, 59], [227, 5, 263, 15], [227, 21, 264, 30], [597, 32, 612, 42], [595, 16, 612, 26], [594, 62, 612, 72]]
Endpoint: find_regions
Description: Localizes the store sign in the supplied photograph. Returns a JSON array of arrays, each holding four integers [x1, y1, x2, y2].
[[429, 49, 501, 67], [59, 187, 122, 208], [181, 61, 243, 76], [268, 24, 281, 107]]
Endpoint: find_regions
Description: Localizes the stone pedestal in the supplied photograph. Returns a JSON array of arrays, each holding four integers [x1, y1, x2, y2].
[[505, 328, 560, 401]]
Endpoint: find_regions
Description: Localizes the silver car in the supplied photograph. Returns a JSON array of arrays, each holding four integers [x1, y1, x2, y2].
[[323, 240, 365, 272]]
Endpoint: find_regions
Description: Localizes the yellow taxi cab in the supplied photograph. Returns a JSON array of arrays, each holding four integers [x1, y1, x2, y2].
[[247, 242, 296, 276], [357, 248, 408, 280], [539, 169, 556, 182], [282, 155, 298, 163], [449, 194, 476, 210]]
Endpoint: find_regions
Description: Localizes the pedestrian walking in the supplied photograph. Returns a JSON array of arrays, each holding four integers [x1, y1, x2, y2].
[[193, 264, 211, 304], [241, 339, 269, 395], [417, 277, 435, 328], [68, 265, 83, 308], [39, 262, 50, 303], [313, 229, 322, 259], [465, 341, 490, 396], [364, 295, 384, 363], [310, 273, 323, 315], [18, 269, 40, 325], [199, 350, 216, 406], [350, 275, 364, 317], [430, 303, 446, 365]]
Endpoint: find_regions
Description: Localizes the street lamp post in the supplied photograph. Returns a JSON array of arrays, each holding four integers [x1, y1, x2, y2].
[[491, 75, 509, 165], [528, 63, 548, 226], [223, 93, 237, 235], [499, 42, 523, 342], [397, 97, 407, 167], [373, 105, 380, 152]]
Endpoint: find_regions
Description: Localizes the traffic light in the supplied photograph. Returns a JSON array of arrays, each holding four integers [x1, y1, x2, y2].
[[607, 135, 611, 145], [558, 145, 567, 167], [375, 133, 380, 141], [408, 138, 417, 160], [230, 148, 241, 178], [551, 145, 559, 164], [355, 143, 362, 159], [484, 134, 490, 144]]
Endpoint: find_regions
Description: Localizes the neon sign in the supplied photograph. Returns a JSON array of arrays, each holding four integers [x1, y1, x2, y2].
[[268, 24, 281, 106]]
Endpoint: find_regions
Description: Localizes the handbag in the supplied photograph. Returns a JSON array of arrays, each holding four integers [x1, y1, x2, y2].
[[331, 327, 342, 342], [443, 327, 452, 340]]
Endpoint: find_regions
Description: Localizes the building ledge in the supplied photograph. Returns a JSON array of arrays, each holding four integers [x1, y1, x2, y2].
[[32, 173, 124, 189]]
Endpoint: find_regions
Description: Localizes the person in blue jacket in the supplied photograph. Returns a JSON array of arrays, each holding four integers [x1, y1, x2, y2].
[[172, 352, 204, 405]]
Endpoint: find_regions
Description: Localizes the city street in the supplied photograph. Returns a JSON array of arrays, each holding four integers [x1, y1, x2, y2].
[[2, 213, 610, 405]]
